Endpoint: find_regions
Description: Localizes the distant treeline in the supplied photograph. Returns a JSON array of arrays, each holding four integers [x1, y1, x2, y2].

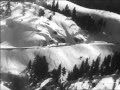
[[68, 0, 120, 14]]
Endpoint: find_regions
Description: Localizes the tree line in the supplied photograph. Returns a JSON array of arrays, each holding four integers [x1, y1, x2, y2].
[[67, 52, 120, 81], [22, 52, 120, 88], [2, 52, 120, 90]]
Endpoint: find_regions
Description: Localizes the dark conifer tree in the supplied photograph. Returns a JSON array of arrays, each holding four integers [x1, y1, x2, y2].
[[103, 55, 112, 75], [111, 52, 120, 74], [67, 71, 72, 81], [94, 56, 100, 75], [67, 64, 80, 81], [100, 59, 105, 76], [55, 1, 59, 12], [51, 64, 62, 84], [84, 58, 90, 77], [63, 4, 71, 16], [51, 0, 55, 11], [72, 7, 77, 21], [79, 61, 85, 78], [29, 55, 49, 86], [89, 60, 95, 79], [72, 64, 80, 80]]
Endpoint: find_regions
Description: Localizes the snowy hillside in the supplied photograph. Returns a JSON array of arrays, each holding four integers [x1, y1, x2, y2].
[[0, 0, 120, 90], [47, 0, 120, 44]]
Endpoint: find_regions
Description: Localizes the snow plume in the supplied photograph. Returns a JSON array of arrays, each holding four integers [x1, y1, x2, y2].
[[1, 43, 117, 75]]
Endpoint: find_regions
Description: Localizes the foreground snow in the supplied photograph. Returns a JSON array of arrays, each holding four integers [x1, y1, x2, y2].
[[0, 82, 11, 90], [68, 76, 120, 90]]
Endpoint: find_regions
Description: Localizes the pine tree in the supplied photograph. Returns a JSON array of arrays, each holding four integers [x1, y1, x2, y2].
[[104, 55, 112, 75], [67, 65, 79, 81], [72, 65, 80, 80], [67, 71, 72, 81], [51, 64, 62, 84], [94, 56, 100, 76], [79, 61, 85, 78], [111, 52, 120, 74], [72, 7, 77, 21], [51, 0, 55, 11], [55, 1, 59, 12], [89, 60, 95, 79], [63, 4, 71, 16], [30, 55, 49, 85], [84, 58, 90, 77]]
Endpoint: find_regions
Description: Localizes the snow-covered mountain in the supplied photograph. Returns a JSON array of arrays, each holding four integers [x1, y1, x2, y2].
[[0, 0, 120, 90]]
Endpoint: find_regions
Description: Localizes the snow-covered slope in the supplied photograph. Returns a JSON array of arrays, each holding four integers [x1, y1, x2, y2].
[[68, 75, 120, 90], [0, 82, 11, 90], [1, 2, 86, 47], [47, 0, 120, 44]]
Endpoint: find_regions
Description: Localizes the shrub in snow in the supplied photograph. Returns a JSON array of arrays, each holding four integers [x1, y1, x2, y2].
[[38, 9, 45, 17]]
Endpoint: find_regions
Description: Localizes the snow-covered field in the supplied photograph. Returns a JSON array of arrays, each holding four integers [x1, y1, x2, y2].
[[0, 0, 120, 90]]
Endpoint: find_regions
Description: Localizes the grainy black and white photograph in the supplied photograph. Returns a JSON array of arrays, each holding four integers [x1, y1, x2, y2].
[[0, 0, 120, 90]]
